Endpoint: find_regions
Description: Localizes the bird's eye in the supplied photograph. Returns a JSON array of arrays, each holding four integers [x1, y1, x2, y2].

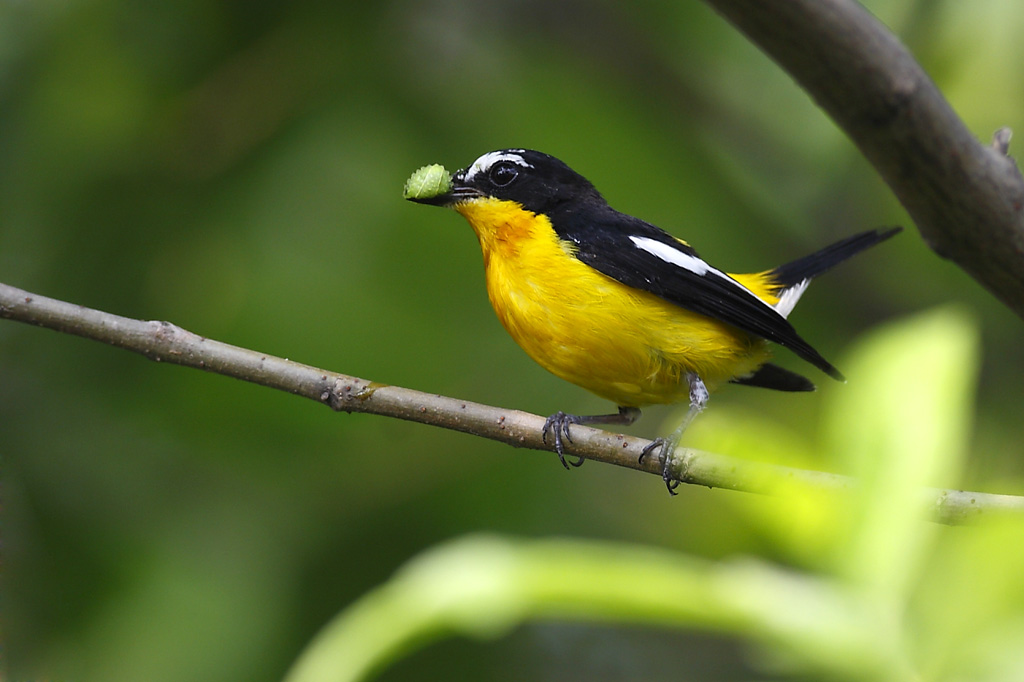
[[489, 162, 519, 187]]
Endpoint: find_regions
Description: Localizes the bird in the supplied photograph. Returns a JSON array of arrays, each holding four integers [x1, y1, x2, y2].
[[407, 148, 899, 493]]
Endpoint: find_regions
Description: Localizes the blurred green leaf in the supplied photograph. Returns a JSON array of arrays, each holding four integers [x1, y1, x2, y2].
[[825, 307, 978, 598], [685, 407, 849, 567], [909, 516, 1024, 682], [283, 535, 885, 682]]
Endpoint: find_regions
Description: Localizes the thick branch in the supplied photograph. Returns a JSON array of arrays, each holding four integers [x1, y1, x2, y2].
[[704, 0, 1024, 319], [2, 282, 1019, 525]]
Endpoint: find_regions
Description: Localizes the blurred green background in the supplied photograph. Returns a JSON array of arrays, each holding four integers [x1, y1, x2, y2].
[[4, 0, 1024, 680]]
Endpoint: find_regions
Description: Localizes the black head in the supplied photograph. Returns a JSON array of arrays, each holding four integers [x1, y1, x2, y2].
[[423, 149, 605, 215]]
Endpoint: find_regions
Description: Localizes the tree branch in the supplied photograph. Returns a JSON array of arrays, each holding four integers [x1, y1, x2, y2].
[[2, 281, 1019, 525], [704, 0, 1024, 319]]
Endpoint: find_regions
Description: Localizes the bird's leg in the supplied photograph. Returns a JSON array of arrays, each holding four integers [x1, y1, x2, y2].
[[639, 373, 709, 495], [543, 406, 641, 469]]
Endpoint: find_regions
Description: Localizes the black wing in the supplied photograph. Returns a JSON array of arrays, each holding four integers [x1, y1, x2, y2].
[[551, 206, 843, 380]]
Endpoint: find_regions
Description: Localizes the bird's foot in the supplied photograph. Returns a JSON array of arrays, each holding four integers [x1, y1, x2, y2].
[[639, 438, 681, 495], [542, 412, 586, 468], [542, 406, 642, 469]]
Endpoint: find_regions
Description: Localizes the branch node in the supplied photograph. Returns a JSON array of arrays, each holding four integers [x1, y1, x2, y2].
[[327, 377, 379, 412], [992, 127, 1013, 155], [149, 319, 189, 344]]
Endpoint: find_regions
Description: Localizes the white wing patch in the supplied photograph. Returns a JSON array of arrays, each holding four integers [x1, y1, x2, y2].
[[772, 279, 809, 319], [628, 236, 714, 276], [463, 150, 532, 182], [628, 235, 796, 316]]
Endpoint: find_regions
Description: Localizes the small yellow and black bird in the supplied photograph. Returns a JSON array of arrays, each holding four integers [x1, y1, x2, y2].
[[407, 149, 899, 492]]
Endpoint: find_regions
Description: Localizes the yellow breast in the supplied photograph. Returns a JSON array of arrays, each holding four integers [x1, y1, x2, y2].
[[455, 197, 774, 407]]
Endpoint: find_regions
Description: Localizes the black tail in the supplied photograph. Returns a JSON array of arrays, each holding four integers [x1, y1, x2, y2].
[[763, 226, 901, 383], [731, 363, 816, 392], [771, 227, 902, 288]]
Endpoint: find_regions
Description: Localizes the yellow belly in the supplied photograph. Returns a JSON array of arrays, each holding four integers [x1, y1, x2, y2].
[[457, 198, 774, 407]]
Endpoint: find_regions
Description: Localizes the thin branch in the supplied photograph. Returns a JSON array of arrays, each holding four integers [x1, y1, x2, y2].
[[2, 282, 1019, 525], [704, 0, 1024, 319]]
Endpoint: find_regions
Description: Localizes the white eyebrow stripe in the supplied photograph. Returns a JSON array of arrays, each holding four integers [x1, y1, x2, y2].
[[463, 150, 532, 181], [628, 235, 780, 311]]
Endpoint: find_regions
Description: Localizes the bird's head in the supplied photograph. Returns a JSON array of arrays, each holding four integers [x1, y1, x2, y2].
[[406, 149, 603, 216]]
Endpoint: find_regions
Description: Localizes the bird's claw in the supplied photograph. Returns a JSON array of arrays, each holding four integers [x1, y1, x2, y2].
[[639, 438, 679, 496], [542, 411, 586, 468]]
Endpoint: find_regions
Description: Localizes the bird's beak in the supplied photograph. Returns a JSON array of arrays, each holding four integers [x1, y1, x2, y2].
[[406, 169, 483, 207]]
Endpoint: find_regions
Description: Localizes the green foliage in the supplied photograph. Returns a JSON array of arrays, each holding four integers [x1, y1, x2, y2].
[[285, 308, 1024, 681]]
